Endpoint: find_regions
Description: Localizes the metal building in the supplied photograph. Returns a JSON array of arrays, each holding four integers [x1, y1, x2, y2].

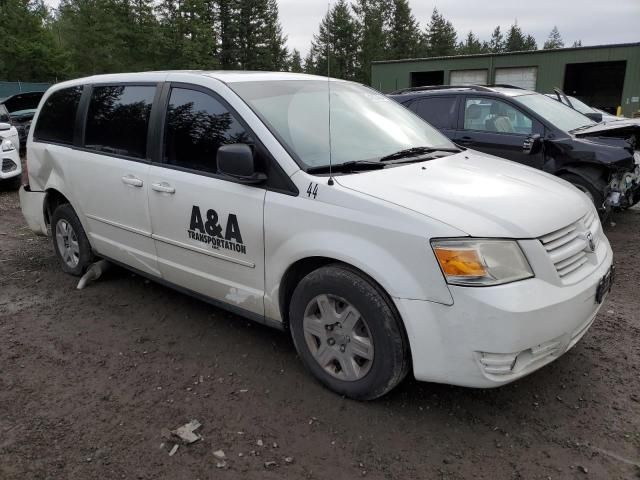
[[371, 42, 640, 116]]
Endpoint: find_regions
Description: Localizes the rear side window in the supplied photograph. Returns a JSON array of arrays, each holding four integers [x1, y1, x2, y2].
[[33, 86, 82, 145], [163, 87, 252, 174], [410, 97, 457, 129], [84, 85, 155, 159]]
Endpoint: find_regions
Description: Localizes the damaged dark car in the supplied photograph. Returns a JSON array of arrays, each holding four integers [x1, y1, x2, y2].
[[389, 85, 640, 213], [0, 91, 45, 151]]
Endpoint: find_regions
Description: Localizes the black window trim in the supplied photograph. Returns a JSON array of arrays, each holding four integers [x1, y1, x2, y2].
[[74, 81, 160, 164], [152, 81, 298, 197], [32, 85, 84, 147]]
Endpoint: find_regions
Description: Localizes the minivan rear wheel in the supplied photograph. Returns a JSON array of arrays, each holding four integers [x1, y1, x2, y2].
[[51, 204, 94, 276], [289, 264, 409, 400]]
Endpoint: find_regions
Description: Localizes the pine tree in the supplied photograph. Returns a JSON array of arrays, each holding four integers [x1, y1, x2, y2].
[[543, 26, 564, 49], [572, 40, 582, 48], [353, 0, 388, 84], [488, 26, 504, 53], [504, 23, 527, 52], [387, 0, 420, 60], [308, 0, 358, 80], [421, 8, 456, 57], [288, 49, 303, 72], [457, 31, 485, 55], [0, 0, 64, 81], [523, 34, 537, 51]]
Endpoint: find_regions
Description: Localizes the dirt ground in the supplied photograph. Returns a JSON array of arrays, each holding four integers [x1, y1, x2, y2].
[[0, 184, 639, 480]]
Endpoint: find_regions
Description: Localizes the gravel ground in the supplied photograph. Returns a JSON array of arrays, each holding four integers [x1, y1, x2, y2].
[[1, 185, 639, 480]]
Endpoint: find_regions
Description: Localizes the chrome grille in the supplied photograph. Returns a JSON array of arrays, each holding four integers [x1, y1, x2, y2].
[[539, 210, 601, 282]]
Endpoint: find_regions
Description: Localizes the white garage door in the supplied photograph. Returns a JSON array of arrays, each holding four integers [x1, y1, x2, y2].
[[450, 69, 488, 86], [494, 67, 537, 90]]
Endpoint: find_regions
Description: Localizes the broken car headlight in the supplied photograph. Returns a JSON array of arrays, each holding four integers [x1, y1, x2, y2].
[[1, 139, 15, 152], [432, 239, 534, 286]]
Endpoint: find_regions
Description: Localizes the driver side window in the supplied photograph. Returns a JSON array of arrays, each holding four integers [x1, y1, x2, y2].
[[464, 98, 532, 135]]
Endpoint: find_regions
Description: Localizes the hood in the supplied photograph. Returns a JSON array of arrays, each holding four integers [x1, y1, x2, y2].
[[336, 151, 591, 238], [573, 118, 640, 139]]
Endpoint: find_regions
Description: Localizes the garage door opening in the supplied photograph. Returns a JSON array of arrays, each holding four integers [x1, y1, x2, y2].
[[411, 70, 444, 87], [563, 61, 626, 114], [450, 69, 488, 86], [494, 67, 537, 90]]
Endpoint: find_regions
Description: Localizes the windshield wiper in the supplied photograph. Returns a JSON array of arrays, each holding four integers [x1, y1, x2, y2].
[[569, 123, 600, 133], [379, 146, 461, 162], [307, 160, 385, 174]]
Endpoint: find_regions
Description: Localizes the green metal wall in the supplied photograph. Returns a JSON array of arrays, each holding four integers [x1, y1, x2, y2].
[[371, 43, 640, 116], [0, 81, 51, 99]]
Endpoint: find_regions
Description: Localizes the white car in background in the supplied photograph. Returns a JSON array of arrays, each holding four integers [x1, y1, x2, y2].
[[0, 121, 21, 189]]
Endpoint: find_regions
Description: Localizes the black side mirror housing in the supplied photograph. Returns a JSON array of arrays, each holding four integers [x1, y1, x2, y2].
[[523, 134, 542, 155], [217, 144, 267, 184], [585, 112, 603, 123]]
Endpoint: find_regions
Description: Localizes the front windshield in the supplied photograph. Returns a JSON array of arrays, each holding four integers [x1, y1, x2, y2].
[[567, 96, 596, 115], [230, 80, 455, 168], [515, 93, 595, 132]]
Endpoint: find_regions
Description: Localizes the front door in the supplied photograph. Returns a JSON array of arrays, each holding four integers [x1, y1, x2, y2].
[[147, 85, 266, 316], [456, 96, 544, 169]]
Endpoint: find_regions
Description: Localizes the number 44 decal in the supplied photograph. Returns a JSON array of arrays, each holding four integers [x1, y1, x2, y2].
[[306, 182, 319, 199]]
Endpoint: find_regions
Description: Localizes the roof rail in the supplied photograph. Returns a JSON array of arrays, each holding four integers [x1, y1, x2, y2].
[[389, 85, 495, 95], [488, 84, 525, 90]]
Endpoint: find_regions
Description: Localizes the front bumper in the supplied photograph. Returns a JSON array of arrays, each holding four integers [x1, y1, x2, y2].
[[0, 147, 21, 181], [395, 237, 613, 388]]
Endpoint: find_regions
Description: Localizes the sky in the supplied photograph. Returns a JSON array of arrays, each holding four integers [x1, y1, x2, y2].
[[43, 0, 640, 57], [278, 0, 640, 56]]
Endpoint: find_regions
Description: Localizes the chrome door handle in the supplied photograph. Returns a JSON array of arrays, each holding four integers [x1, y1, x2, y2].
[[151, 182, 175, 194], [121, 175, 143, 187]]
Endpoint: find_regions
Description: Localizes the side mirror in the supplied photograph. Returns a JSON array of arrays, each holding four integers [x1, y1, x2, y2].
[[523, 134, 542, 155], [0, 122, 11, 131], [217, 143, 266, 184], [585, 112, 603, 123]]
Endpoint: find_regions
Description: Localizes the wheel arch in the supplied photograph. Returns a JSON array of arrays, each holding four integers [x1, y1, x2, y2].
[[43, 188, 71, 229], [278, 257, 410, 348]]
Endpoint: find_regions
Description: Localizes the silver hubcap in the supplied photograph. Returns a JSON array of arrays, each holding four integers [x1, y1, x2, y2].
[[302, 294, 374, 381], [55, 219, 80, 268]]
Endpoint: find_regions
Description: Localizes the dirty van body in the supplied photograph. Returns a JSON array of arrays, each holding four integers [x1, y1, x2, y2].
[[20, 72, 613, 399]]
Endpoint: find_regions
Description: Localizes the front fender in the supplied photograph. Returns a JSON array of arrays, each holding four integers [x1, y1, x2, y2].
[[263, 188, 461, 322]]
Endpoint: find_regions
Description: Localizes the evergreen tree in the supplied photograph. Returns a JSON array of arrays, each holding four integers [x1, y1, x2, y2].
[[421, 8, 457, 57], [0, 0, 64, 81], [387, 0, 420, 60], [307, 0, 358, 80], [523, 34, 537, 51], [572, 40, 582, 47], [457, 31, 485, 55], [543, 26, 564, 49], [488, 26, 504, 53], [504, 23, 527, 52], [288, 49, 303, 72], [352, 0, 388, 84]]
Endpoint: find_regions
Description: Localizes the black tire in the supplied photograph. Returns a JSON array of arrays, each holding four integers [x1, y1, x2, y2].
[[559, 173, 605, 210], [289, 264, 410, 400], [51, 203, 94, 276]]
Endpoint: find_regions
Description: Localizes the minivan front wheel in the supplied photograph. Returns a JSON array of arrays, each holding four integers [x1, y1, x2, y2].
[[289, 264, 409, 400], [51, 204, 94, 276]]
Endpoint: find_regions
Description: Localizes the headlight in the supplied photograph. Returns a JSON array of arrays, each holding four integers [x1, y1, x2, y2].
[[431, 239, 534, 286], [1, 139, 15, 152]]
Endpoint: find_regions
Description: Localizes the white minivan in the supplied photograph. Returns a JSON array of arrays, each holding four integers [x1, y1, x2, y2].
[[20, 72, 614, 399]]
